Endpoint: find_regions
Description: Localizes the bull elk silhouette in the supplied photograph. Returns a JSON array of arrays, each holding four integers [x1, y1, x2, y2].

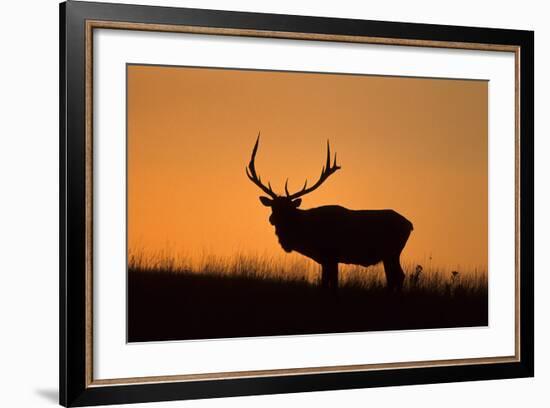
[[246, 134, 413, 292]]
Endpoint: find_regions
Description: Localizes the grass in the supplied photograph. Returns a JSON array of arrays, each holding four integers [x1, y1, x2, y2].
[[127, 252, 488, 342]]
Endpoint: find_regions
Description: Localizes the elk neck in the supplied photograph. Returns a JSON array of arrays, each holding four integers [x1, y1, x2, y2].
[[269, 207, 304, 253]]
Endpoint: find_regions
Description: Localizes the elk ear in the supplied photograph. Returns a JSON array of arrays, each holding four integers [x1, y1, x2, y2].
[[259, 196, 273, 207], [292, 198, 302, 208]]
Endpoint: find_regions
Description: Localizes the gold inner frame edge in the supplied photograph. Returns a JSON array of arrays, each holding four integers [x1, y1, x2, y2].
[[84, 19, 521, 388]]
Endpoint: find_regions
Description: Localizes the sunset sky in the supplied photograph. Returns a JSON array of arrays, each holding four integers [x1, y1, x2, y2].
[[127, 64, 488, 271]]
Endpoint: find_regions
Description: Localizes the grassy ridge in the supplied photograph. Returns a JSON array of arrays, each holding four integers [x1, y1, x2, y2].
[[128, 254, 487, 342]]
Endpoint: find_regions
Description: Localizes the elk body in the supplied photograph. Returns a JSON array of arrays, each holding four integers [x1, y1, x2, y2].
[[246, 135, 413, 292]]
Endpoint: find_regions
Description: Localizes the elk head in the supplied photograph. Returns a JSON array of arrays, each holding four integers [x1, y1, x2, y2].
[[246, 134, 341, 249]]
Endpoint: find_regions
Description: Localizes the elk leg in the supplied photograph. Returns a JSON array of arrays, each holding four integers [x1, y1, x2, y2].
[[321, 263, 339, 294], [382, 259, 394, 289], [321, 264, 330, 289], [383, 257, 405, 291], [394, 260, 405, 290], [329, 263, 339, 291]]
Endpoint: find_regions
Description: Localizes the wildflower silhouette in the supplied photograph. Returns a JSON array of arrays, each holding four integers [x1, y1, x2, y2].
[[410, 264, 423, 286], [448, 271, 461, 297]]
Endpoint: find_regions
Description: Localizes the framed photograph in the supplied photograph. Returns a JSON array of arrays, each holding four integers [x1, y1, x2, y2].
[[60, 1, 534, 406]]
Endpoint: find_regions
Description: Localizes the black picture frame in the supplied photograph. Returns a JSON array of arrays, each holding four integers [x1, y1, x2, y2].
[[60, 1, 534, 406]]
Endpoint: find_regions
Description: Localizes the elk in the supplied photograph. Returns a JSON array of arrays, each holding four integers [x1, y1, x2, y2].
[[246, 134, 413, 292]]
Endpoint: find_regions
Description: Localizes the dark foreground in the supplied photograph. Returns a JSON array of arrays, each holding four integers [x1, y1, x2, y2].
[[128, 267, 487, 342]]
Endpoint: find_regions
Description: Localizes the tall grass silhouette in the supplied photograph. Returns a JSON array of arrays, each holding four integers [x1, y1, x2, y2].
[[128, 251, 487, 342]]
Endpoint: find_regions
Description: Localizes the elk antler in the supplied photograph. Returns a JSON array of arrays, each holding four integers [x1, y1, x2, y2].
[[245, 133, 278, 199], [286, 140, 341, 200]]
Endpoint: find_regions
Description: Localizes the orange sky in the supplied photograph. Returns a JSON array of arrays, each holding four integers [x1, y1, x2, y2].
[[127, 64, 488, 271]]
